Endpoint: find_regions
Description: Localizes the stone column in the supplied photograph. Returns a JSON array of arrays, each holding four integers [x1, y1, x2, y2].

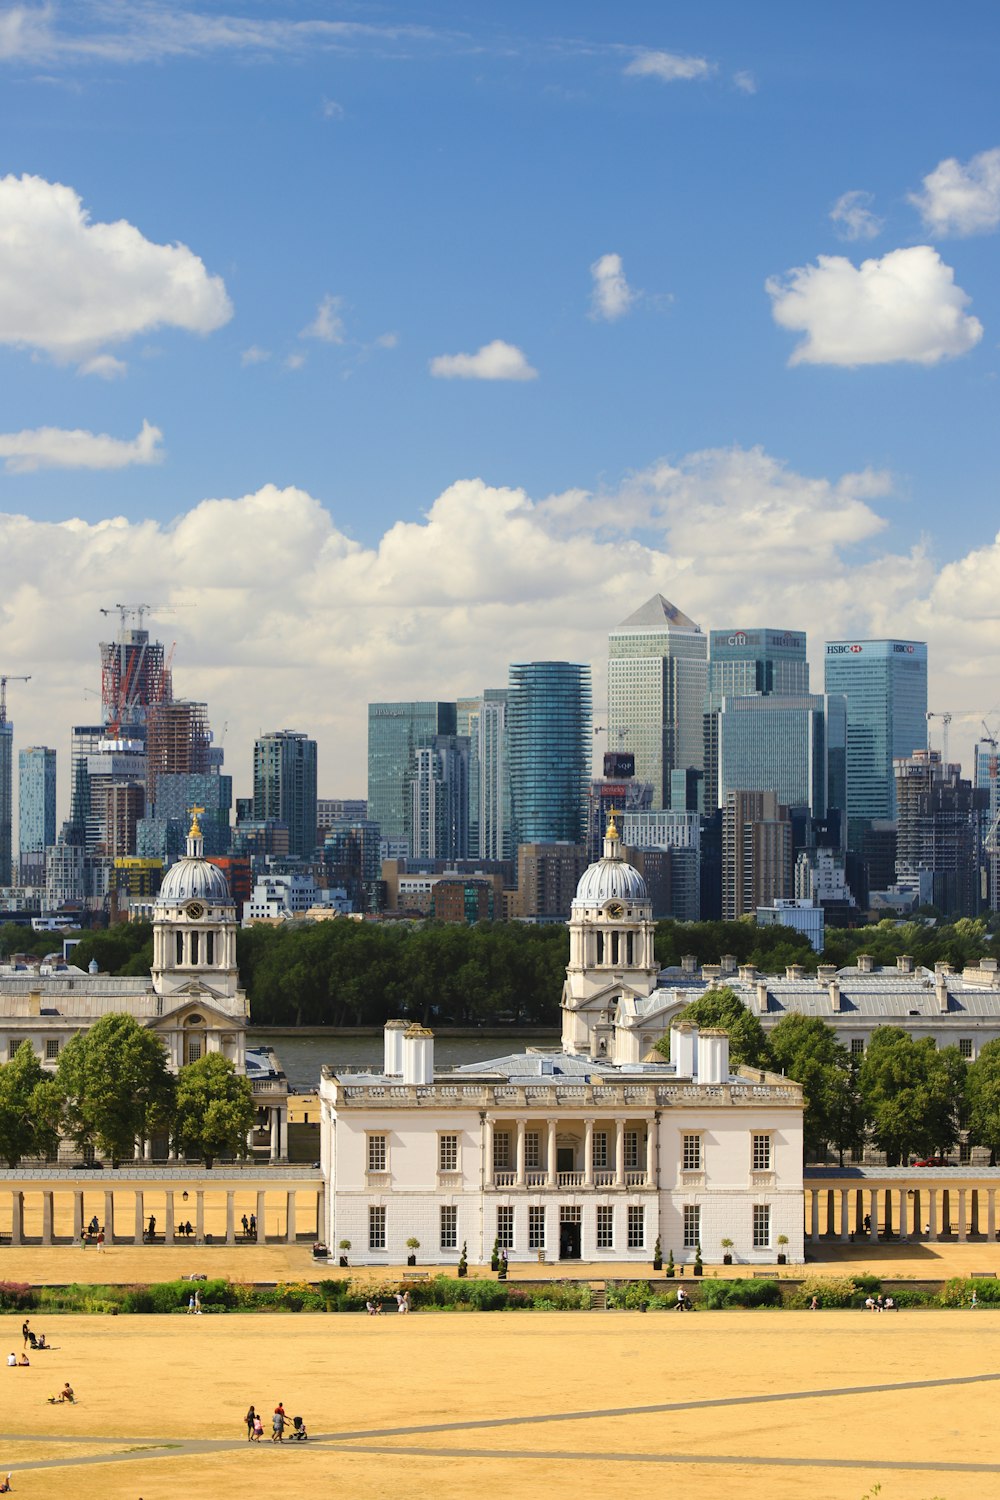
[[484, 1118, 494, 1187], [73, 1190, 84, 1242], [515, 1120, 526, 1187], [286, 1191, 297, 1244], [226, 1190, 235, 1245], [41, 1191, 53, 1246], [10, 1192, 23, 1246], [317, 1182, 327, 1245], [810, 1190, 820, 1242], [988, 1188, 996, 1242], [868, 1188, 879, 1242], [584, 1118, 595, 1187], [104, 1189, 115, 1243], [144, 1138, 153, 1162], [911, 1189, 921, 1236], [546, 1119, 557, 1186], [269, 1108, 280, 1162], [195, 1190, 205, 1244], [256, 1189, 266, 1242], [644, 1123, 654, 1185], [898, 1186, 908, 1240], [134, 1190, 144, 1244], [959, 1189, 968, 1242], [614, 1118, 625, 1187], [165, 1191, 175, 1241]]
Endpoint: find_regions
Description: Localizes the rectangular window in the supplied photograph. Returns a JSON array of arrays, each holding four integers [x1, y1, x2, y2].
[[438, 1133, 458, 1172], [592, 1130, 609, 1169], [497, 1205, 514, 1249], [960, 1140, 971, 1163], [683, 1204, 700, 1249], [596, 1204, 614, 1249], [367, 1134, 387, 1172], [960, 1038, 974, 1059], [752, 1134, 772, 1171], [493, 1132, 511, 1171], [528, 1205, 546, 1250], [440, 1205, 457, 1250], [624, 1130, 640, 1170], [682, 1134, 702, 1170], [368, 1205, 386, 1251], [45, 1039, 59, 1060], [627, 1205, 645, 1249], [525, 1131, 540, 1169], [753, 1204, 771, 1248], [850, 1037, 865, 1057]]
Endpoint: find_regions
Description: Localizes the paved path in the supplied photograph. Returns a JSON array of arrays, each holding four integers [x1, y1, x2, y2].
[[4, 1368, 1000, 1480]]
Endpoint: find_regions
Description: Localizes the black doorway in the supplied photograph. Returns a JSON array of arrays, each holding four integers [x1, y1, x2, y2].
[[560, 1221, 581, 1259]]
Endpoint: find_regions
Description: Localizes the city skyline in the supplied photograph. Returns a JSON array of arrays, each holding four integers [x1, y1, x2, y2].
[[0, 3, 999, 801]]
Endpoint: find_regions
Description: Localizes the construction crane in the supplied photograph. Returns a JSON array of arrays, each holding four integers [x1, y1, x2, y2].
[[594, 725, 632, 744], [927, 710, 953, 764], [0, 675, 30, 727]]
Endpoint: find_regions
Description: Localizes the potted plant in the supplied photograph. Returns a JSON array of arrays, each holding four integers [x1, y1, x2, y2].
[[777, 1234, 789, 1265], [665, 1249, 675, 1279], [490, 1236, 500, 1272], [457, 1241, 468, 1278], [693, 1242, 704, 1276], [721, 1237, 734, 1265], [406, 1236, 420, 1267], [652, 1235, 662, 1271], [338, 1238, 351, 1268]]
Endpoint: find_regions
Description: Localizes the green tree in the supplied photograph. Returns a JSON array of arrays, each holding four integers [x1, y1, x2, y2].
[[56, 1013, 174, 1164], [0, 1042, 63, 1166], [71, 922, 154, 976], [966, 1038, 1000, 1162], [657, 985, 772, 1069], [857, 1026, 961, 1165], [768, 1014, 862, 1164], [172, 1054, 254, 1167]]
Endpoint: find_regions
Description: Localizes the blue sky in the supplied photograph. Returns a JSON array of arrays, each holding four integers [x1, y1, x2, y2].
[[0, 1, 999, 797]]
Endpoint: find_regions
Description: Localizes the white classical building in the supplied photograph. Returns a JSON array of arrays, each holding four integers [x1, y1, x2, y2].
[[319, 819, 804, 1266], [0, 814, 288, 1160]]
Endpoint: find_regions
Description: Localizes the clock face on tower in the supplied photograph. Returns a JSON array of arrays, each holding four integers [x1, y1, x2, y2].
[[604, 900, 624, 920], [185, 902, 205, 921]]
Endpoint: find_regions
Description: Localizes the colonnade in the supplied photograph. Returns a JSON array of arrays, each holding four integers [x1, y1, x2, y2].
[[803, 1178, 1000, 1243]]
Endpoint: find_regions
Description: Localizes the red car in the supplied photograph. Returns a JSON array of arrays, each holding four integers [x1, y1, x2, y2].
[[912, 1157, 951, 1167]]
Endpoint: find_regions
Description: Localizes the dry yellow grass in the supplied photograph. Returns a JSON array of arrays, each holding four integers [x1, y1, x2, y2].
[[0, 1306, 997, 1500]]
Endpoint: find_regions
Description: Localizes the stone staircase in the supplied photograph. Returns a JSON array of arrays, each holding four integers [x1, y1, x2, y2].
[[590, 1283, 607, 1310]]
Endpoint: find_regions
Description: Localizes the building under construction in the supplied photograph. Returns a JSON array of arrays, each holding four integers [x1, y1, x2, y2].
[[145, 700, 214, 803], [100, 628, 172, 732]]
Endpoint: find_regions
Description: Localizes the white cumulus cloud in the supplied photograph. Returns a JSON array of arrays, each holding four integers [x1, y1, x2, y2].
[[78, 353, 128, 380], [429, 340, 538, 381], [0, 173, 232, 365], [733, 70, 756, 94], [766, 245, 983, 366], [0, 418, 163, 472], [300, 293, 346, 344], [910, 147, 1000, 237], [589, 253, 636, 321], [830, 190, 883, 242], [241, 345, 271, 366], [624, 48, 712, 82]]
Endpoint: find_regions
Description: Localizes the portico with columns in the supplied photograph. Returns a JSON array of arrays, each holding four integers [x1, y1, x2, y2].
[[803, 1167, 1000, 1244]]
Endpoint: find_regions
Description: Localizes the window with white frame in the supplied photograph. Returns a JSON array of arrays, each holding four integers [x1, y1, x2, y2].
[[683, 1203, 700, 1248], [682, 1134, 701, 1170], [45, 1039, 59, 1060], [525, 1131, 540, 1168], [368, 1205, 386, 1250], [497, 1205, 514, 1249], [440, 1205, 457, 1250], [367, 1134, 387, 1172], [624, 1130, 640, 1169], [596, 1204, 614, 1249], [438, 1133, 458, 1172], [528, 1205, 546, 1250], [752, 1203, 770, 1248], [592, 1130, 609, 1169], [752, 1133, 772, 1171], [627, 1205, 645, 1249], [493, 1131, 511, 1171], [960, 1038, 974, 1059]]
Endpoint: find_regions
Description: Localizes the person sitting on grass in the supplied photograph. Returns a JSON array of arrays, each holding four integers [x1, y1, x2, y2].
[[6, 1354, 15, 1368], [48, 1382, 74, 1404], [16, 1355, 28, 1368], [0, 1470, 11, 1490]]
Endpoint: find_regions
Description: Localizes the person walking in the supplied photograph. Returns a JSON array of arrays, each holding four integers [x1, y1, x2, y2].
[[245, 1404, 256, 1441], [252, 1413, 263, 1442], [271, 1403, 286, 1443], [96, 1227, 105, 1253], [187, 1294, 196, 1315], [20, 1320, 29, 1351]]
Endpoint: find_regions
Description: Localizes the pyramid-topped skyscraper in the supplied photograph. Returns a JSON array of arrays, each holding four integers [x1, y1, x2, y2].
[[607, 594, 707, 809]]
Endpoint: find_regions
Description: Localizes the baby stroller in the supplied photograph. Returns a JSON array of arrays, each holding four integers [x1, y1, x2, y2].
[[289, 1416, 308, 1441]]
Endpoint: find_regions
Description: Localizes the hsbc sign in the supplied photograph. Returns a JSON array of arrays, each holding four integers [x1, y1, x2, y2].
[[827, 644, 864, 654]]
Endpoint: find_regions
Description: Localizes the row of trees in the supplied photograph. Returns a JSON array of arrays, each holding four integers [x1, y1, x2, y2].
[[667, 986, 1000, 1167], [0, 1014, 254, 1168]]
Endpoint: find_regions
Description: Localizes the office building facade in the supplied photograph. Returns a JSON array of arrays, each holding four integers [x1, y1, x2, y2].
[[608, 595, 707, 810], [408, 736, 471, 861], [722, 790, 793, 920], [478, 688, 511, 862], [18, 746, 56, 885], [704, 628, 809, 810], [716, 693, 847, 828], [367, 702, 457, 849], [253, 731, 318, 859], [824, 639, 928, 848], [508, 662, 591, 848], [894, 750, 982, 918]]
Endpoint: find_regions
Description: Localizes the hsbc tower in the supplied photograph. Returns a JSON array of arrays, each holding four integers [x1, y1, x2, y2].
[[823, 638, 928, 849]]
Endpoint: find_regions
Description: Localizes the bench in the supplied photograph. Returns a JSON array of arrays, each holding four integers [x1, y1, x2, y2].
[[402, 1271, 429, 1281], [971, 1271, 996, 1279]]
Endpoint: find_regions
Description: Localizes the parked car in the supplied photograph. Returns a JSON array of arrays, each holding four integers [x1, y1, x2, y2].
[[912, 1156, 951, 1167]]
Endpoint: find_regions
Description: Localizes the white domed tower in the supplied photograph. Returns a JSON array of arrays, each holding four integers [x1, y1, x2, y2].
[[151, 808, 241, 1004], [561, 813, 659, 1059]]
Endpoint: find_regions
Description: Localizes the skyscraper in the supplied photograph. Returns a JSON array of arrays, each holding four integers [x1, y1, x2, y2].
[[894, 749, 982, 917], [704, 628, 809, 810], [716, 693, 846, 828], [824, 639, 928, 849], [722, 789, 793, 919], [607, 594, 707, 809], [456, 697, 482, 859], [367, 702, 457, 849], [508, 662, 592, 847], [18, 746, 56, 884], [0, 717, 11, 887], [408, 736, 470, 860], [253, 731, 318, 858], [478, 688, 511, 862]]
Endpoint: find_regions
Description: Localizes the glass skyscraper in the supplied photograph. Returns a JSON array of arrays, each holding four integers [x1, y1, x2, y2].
[[824, 639, 928, 848], [508, 662, 591, 847], [253, 730, 318, 858], [607, 595, 706, 810], [704, 628, 809, 811], [717, 694, 846, 826], [367, 702, 457, 849], [0, 720, 12, 886], [18, 746, 56, 882]]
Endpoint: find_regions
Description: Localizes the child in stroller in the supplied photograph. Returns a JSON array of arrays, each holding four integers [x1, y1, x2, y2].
[[289, 1416, 308, 1441]]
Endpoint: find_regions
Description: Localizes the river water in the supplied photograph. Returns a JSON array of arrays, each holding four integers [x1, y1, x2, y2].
[[248, 1029, 560, 1092]]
